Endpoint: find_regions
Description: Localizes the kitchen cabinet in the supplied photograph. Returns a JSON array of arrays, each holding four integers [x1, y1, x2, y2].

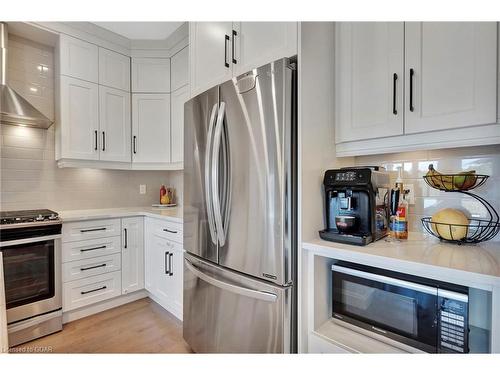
[[59, 75, 99, 160], [132, 93, 171, 164], [189, 22, 234, 97], [98, 86, 131, 162], [59, 34, 99, 83], [335, 22, 404, 143], [171, 85, 190, 163], [404, 22, 497, 134], [171, 47, 189, 91], [121, 217, 145, 295], [334, 21, 499, 156], [99, 48, 131, 91], [189, 22, 298, 96], [132, 58, 171, 93], [233, 22, 297, 76]]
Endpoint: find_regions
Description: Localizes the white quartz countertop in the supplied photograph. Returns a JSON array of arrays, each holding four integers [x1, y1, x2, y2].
[[303, 233, 500, 287], [58, 206, 183, 223]]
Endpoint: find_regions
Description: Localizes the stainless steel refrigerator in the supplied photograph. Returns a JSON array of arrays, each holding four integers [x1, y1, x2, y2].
[[183, 57, 297, 353]]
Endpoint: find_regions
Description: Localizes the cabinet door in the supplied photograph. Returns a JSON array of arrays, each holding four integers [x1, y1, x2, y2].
[[132, 94, 171, 163], [152, 235, 175, 303], [121, 217, 144, 294], [170, 243, 183, 317], [233, 22, 297, 76], [335, 22, 404, 143], [189, 22, 233, 97], [99, 86, 131, 162], [171, 47, 189, 91], [171, 85, 190, 163], [59, 34, 98, 82], [99, 48, 130, 91], [405, 22, 497, 134], [60, 76, 99, 160], [131, 58, 170, 93]]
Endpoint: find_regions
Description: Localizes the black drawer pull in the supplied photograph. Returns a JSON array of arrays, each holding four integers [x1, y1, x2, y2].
[[124, 228, 128, 249], [94, 130, 98, 151], [409, 68, 415, 112], [231, 30, 237, 64], [392, 73, 398, 115], [80, 228, 107, 233], [102, 131, 106, 151], [133, 135, 137, 154], [80, 245, 106, 252], [224, 34, 230, 68], [81, 286, 107, 295], [163, 228, 178, 234], [80, 263, 107, 271], [169, 253, 173, 276]]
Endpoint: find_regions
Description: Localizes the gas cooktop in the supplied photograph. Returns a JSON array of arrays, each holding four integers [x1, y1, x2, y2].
[[0, 209, 61, 228]]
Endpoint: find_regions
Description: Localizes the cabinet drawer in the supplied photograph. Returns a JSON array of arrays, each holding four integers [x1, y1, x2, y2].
[[62, 253, 121, 282], [63, 271, 121, 311], [148, 218, 183, 243], [62, 236, 121, 263], [62, 219, 121, 242]]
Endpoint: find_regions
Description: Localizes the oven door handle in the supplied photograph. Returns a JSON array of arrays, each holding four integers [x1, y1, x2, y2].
[[332, 265, 438, 295], [0, 234, 62, 248]]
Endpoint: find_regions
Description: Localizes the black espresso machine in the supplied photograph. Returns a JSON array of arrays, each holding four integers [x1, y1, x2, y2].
[[319, 167, 390, 246]]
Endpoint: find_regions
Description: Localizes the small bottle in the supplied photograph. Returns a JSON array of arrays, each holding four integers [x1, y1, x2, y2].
[[160, 185, 167, 204], [389, 167, 409, 240]]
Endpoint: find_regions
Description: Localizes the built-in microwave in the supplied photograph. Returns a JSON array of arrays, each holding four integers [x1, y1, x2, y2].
[[332, 262, 469, 353]]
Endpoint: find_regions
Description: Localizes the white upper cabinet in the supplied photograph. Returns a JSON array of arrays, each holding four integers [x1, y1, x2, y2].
[[132, 58, 171, 93], [171, 85, 189, 163], [99, 86, 131, 162], [190, 22, 234, 96], [59, 76, 99, 160], [335, 22, 404, 143], [233, 22, 297, 76], [121, 217, 144, 295], [171, 47, 189, 91], [99, 48, 131, 91], [404, 22, 497, 134], [59, 34, 98, 83], [132, 94, 171, 164]]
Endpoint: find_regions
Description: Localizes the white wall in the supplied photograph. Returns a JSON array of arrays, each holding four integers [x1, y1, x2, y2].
[[0, 34, 182, 211]]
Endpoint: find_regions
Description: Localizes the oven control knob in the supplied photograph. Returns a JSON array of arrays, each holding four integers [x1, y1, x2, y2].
[[35, 214, 45, 221]]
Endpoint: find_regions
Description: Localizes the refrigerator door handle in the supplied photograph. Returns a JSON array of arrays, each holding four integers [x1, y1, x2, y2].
[[212, 102, 227, 246], [205, 103, 219, 245], [185, 258, 278, 303]]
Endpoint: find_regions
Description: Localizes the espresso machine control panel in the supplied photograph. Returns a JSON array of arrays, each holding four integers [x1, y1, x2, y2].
[[324, 169, 372, 186]]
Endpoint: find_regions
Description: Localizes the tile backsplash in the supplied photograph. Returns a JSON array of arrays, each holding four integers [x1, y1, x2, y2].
[[0, 34, 183, 212], [355, 145, 500, 240]]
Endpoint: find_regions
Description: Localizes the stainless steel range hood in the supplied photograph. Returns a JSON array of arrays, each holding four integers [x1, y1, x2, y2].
[[1, 22, 53, 129]]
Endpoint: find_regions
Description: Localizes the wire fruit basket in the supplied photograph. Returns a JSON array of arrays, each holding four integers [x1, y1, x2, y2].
[[421, 168, 499, 244]]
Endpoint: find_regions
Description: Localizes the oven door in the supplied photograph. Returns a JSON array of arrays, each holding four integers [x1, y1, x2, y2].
[[0, 235, 61, 324], [332, 264, 438, 353]]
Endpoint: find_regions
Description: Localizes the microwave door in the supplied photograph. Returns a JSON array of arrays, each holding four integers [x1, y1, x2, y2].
[[216, 59, 294, 286], [332, 265, 439, 353], [184, 86, 220, 263]]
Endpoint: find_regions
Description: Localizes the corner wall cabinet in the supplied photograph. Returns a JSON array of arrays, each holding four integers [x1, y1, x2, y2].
[[189, 22, 298, 97], [335, 22, 500, 157]]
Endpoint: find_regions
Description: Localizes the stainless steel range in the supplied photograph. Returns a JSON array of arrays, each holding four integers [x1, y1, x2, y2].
[[0, 209, 62, 347]]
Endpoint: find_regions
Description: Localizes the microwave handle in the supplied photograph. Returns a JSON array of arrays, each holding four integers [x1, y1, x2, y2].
[[332, 265, 437, 296]]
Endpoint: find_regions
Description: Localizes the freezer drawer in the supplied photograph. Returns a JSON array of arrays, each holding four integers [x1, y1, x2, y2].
[[183, 253, 292, 353]]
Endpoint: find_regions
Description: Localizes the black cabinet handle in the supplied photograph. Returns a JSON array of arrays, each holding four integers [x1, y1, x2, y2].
[[163, 228, 178, 234], [133, 135, 137, 154], [80, 245, 106, 252], [224, 34, 230, 68], [165, 251, 169, 274], [102, 131, 106, 151], [393, 73, 398, 115], [409, 68, 415, 112], [231, 30, 237, 64], [124, 228, 128, 249], [80, 228, 107, 233], [80, 263, 107, 271], [94, 130, 98, 151], [169, 253, 173, 276], [81, 286, 106, 295]]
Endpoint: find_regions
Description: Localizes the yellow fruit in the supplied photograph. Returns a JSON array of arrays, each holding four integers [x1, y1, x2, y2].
[[160, 195, 170, 204], [431, 208, 469, 241]]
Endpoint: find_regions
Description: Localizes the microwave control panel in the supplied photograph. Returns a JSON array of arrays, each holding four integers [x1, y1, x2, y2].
[[438, 290, 469, 353]]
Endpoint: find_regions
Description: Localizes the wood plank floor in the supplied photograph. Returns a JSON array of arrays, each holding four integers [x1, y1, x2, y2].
[[13, 298, 193, 353]]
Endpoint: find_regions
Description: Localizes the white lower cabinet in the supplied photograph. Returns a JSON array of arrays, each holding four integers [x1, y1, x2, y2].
[[121, 217, 144, 294], [145, 217, 183, 320]]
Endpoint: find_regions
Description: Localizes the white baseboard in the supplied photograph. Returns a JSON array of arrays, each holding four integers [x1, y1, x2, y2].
[[62, 290, 148, 324]]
